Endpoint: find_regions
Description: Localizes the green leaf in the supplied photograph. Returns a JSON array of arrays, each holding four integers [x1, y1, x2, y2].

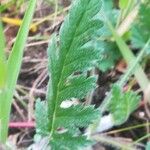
[[35, 0, 102, 149], [58, 76, 97, 102], [108, 85, 140, 125], [56, 105, 99, 130], [35, 99, 49, 136], [51, 133, 92, 150], [99, 0, 119, 38], [131, 1, 150, 52], [95, 0, 121, 72], [97, 41, 121, 72]]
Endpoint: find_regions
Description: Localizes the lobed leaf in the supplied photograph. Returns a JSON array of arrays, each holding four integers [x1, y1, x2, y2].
[[108, 85, 140, 125], [36, 0, 102, 149]]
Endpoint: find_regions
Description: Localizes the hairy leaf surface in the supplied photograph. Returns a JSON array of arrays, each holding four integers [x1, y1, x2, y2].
[[96, 0, 121, 71], [107, 85, 140, 125], [97, 41, 121, 71], [35, 99, 49, 135], [51, 133, 91, 150], [131, 1, 150, 52], [35, 0, 102, 149]]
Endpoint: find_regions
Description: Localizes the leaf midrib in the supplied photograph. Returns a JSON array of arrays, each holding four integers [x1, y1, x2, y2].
[[49, 0, 91, 136]]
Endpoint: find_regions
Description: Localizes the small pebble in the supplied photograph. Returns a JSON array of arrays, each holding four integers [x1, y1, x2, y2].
[[139, 111, 145, 118]]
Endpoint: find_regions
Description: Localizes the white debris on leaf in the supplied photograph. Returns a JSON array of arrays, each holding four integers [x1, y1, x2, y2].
[[60, 98, 79, 109]]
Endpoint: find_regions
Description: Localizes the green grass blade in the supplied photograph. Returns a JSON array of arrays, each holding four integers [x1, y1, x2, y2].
[[0, 0, 36, 143], [0, 17, 6, 62], [119, 39, 150, 87], [7, 0, 36, 90], [0, 16, 7, 90], [0, 61, 7, 88]]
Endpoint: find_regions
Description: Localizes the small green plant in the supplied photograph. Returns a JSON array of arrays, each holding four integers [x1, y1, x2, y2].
[[94, 1, 150, 148], [34, 0, 141, 149], [0, 0, 36, 144], [97, 0, 150, 119]]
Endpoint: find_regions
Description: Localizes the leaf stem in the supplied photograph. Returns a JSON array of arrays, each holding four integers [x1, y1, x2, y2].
[[93, 135, 134, 150], [133, 133, 150, 145]]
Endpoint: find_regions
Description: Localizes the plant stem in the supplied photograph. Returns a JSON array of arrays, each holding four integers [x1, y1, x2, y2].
[[0, 91, 11, 143], [106, 122, 150, 135], [9, 121, 35, 128], [93, 135, 134, 150], [117, 4, 139, 36], [122, 0, 136, 20], [119, 39, 150, 87], [133, 133, 150, 145]]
